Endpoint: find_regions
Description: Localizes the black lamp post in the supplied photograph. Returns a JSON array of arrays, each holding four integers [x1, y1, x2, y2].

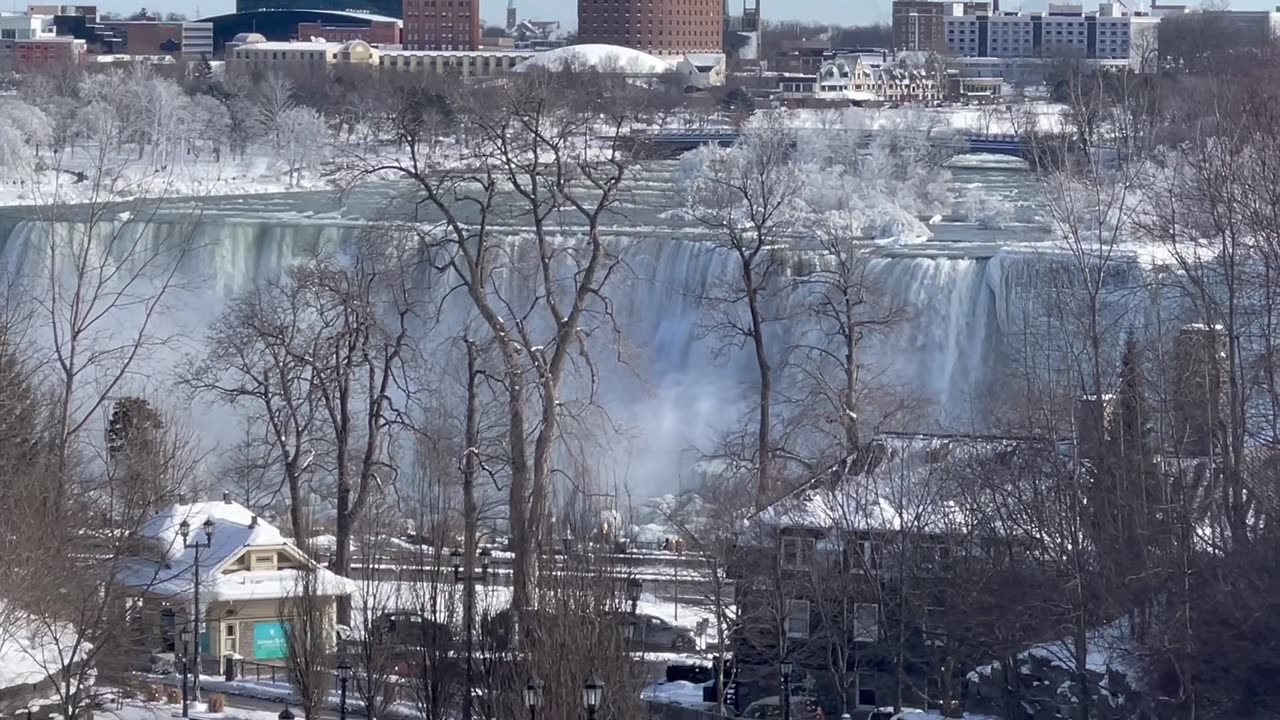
[[451, 546, 491, 720], [179, 517, 214, 703], [582, 674, 604, 720], [626, 578, 642, 616], [179, 626, 191, 718], [278, 707, 294, 720], [336, 660, 351, 720], [780, 660, 793, 720], [524, 676, 544, 720]]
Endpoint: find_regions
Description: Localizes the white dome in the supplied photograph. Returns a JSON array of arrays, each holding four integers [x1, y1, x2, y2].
[[514, 44, 674, 74]]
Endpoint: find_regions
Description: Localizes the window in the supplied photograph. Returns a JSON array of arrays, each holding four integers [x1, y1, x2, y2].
[[780, 535, 814, 569], [923, 606, 946, 646], [856, 673, 877, 707], [853, 602, 879, 642], [785, 599, 810, 638]]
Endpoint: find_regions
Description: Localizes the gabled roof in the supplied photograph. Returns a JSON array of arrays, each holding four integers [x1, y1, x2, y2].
[[121, 498, 355, 602]]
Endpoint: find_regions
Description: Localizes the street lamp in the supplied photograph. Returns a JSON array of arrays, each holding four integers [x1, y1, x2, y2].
[[451, 546, 491, 720], [336, 660, 352, 720], [178, 626, 192, 718], [278, 707, 294, 720], [179, 517, 214, 703], [524, 676, 544, 720], [582, 674, 604, 720], [779, 660, 793, 720]]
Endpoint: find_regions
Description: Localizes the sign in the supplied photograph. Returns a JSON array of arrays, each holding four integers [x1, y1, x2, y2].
[[253, 621, 289, 660]]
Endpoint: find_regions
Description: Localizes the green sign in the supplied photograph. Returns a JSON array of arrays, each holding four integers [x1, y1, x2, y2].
[[253, 621, 289, 660]]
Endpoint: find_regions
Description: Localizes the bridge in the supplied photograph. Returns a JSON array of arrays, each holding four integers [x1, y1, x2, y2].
[[620, 127, 1057, 163]]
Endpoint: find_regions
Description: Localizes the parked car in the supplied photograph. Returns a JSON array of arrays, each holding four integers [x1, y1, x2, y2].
[[739, 696, 825, 720], [609, 612, 698, 651], [373, 612, 453, 649]]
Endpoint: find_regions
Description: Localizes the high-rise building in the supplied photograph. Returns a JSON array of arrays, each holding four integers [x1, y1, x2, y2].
[[893, 0, 946, 52], [941, 1, 1159, 68], [578, 0, 722, 56], [402, 0, 479, 50]]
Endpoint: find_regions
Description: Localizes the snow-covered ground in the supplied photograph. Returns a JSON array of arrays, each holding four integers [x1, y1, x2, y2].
[[0, 602, 89, 689], [783, 101, 1069, 135], [98, 699, 283, 720]]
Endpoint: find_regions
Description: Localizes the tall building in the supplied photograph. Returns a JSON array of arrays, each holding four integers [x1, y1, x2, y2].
[[578, 0, 722, 55], [402, 0, 479, 50], [893, 0, 946, 52], [941, 1, 1159, 68]]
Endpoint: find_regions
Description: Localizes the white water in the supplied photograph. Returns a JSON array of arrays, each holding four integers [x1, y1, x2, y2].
[[0, 163, 1163, 496]]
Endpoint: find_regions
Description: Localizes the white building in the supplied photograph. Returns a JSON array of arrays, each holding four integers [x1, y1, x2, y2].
[[0, 12, 53, 40], [942, 1, 1159, 69]]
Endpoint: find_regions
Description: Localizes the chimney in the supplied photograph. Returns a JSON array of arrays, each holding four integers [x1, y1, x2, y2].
[[223, 490, 232, 504], [250, 515, 259, 528]]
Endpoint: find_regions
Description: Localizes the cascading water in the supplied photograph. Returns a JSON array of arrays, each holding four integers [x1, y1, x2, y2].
[[0, 160, 1165, 495]]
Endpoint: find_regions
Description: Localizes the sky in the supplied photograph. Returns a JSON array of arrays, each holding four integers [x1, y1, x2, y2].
[[80, 0, 1280, 35]]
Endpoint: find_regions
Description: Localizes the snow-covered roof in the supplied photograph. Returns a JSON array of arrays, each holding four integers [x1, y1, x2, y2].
[[749, 435, 1022, 536], [121, 498, 355, 602], [514, 43, 674, 74], [238, 40, 341, 51], [682, 52, 724, 71]]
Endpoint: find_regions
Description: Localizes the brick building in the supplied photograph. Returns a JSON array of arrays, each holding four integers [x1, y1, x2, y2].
[[401, 0, 480, 50], [14, 35, 84, 72], [892, 0, 947, 52], [578, 0, 722, 55], [297, 18, 400, 44]]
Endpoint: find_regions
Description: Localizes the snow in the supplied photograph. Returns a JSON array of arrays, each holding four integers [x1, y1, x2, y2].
[[98, 699, 283, 720], [641, 680, 709, 706], [120, 500, 357, 603], [514, 44, 674, 74], [0, 603, 87, 689]]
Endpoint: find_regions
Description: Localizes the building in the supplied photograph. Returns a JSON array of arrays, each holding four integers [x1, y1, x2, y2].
[[297, 17, 400, 44], [402, 0, 479, 50], [236, 0, 400, 22], [1158, 9, 1280, 68], [227, 37, 376, 77], [117, 496, 354, 662], [893, 0, 946, 53], [96, 20, 214, 57], [199, 10, 402, 56], [941, 1, 1159, 70], [578, 0, 722, 56], [14, 35, 82, 71], [771, 38, 831, 74], [0, 13, 54, 40], [379, 47, 532, 75]]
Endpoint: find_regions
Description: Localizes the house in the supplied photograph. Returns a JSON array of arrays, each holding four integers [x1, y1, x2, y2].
[[675, 52, 726, 89], [726, 436, 1037, 716], [117, 494, 354, 666]]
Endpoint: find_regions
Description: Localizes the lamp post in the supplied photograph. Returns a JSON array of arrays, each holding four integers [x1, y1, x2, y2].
[[625, 578, 642, 648], [451, 546, 491, 720], [278, 707, 294, 720], [780, 659, 793, 720], [179, 517, 214, 703], [582, 674, 604, 720], [524, 676, 544, 720], [336, 660, 351, 720], [179, 626, 191, 719]]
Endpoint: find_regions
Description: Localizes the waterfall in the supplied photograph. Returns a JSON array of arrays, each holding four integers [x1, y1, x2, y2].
[[0, 192, 1162, 495]]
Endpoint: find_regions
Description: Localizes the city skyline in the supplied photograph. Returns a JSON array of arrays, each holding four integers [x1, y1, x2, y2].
[[80, 0, 1280, 33]]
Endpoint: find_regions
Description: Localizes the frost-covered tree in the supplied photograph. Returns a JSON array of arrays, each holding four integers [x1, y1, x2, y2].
[[189, 94, 232, 162], [256, 72, 297, 147], [277, 106, 328, 186], [0, 99, 52, 175]]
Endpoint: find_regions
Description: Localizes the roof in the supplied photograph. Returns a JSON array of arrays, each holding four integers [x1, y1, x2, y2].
[[199, 9, 402, 24], [748, 435, 1033, 536], [514, 43, 674, 74], [238, 40, 342, 50], [120, 498, 355, 602]]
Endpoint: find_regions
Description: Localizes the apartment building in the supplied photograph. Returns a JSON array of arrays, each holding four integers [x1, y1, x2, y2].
[[401, 0, 480, 51], [943, 1, 1159, 69]]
